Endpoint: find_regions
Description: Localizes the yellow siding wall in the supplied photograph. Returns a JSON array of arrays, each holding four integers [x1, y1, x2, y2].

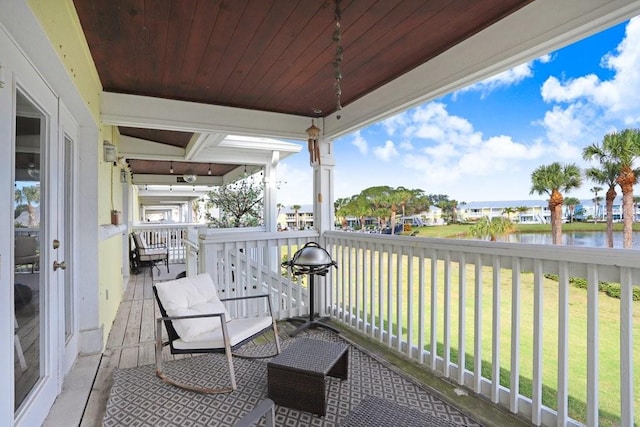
[[28, 1, 125, 346], [27, 0, 102, 125], [98, 125, 125, 344]]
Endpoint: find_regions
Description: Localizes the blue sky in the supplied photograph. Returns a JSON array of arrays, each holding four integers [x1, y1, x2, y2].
[[275, 17, 640, 206]]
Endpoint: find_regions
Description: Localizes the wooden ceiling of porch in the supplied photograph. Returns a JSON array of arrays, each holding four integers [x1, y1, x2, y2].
[[72, 0, 531, 180], [74, 0, 529, 118]]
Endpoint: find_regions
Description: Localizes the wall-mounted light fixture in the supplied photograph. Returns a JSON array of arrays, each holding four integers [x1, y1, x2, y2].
[[208, 164, 212, 175], [169, 161, 174, 174], [103, 141, 117, 164]]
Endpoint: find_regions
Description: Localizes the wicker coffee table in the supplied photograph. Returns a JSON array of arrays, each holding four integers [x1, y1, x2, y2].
[[267, 338, 349, 416]]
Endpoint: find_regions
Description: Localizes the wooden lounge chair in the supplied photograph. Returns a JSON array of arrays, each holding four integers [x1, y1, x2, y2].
[[131, 232, 169, 278], [153, 273, 281, 394]]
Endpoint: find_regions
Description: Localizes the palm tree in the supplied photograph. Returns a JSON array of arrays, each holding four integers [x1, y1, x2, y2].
[[469, 216, 514, 241], [390, 187, 413, 234], [333, 197, 350, 228], [563, 197, 580, 224], [601, 129, 640, 248], [437, 199, 459, 224], [530, 162, 582, 245], [583, 141, 622, 247], [590, 186, 603, 222], [515, 206, 529, 223], [22, 185, 41, 228], [502, 207, 516, 220], [291, 204, 301, 230]]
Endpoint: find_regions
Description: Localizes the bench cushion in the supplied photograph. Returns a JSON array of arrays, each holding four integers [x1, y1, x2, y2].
[[155, 273, 231, 342]]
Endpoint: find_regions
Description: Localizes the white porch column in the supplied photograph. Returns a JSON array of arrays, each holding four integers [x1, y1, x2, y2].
[[312, 125, 335, 316], [77, 125, 104, 354], [263, 151, 280, 232], [312, 135, 335, 236]]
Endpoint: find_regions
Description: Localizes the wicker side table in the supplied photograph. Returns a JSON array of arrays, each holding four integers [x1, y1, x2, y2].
[[267, 338, 349, 416]]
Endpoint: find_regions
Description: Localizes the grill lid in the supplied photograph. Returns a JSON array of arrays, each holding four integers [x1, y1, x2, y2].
[[282, 242, 337, 273]]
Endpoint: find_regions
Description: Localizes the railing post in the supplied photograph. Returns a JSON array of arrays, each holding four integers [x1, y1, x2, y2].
[[587, 265, 599, 426], [620, 267, 634, 426]]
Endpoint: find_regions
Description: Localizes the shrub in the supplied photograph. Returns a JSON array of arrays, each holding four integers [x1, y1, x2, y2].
[[569, 277, 587, 289], [547, 274, 640, 301]]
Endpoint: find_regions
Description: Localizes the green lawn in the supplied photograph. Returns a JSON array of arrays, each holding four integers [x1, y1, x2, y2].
[[405, 221, 640, 238], [335, 250, 640, 426]]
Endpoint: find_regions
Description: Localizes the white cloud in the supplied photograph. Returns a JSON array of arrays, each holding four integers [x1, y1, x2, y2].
[[454, 53, 554, 99], [540, 16, 640, 125], [399, 140, 414, 151], [537, 103, 592, 158], [378, 101, 546, 196], [381, 114, 410, 136], [373, 140, 399, 162], [351, 130, 368, 154], [539, 53, 553, 63], [409, 103, 476, 144], [274, 162, 313, 205]]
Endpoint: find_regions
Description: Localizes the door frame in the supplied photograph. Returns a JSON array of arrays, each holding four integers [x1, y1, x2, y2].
[[59, 105, 79, 377], [11, 58, 61, 427], [0, 3, 100, 425]]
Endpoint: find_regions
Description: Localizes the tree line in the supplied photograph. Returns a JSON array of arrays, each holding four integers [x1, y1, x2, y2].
[[333, 186, 460, 234]]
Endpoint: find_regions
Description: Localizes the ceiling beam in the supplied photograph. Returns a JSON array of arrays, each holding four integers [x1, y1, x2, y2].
[[184, 132, 226, 161], [102, 92, 311, 140], [119, 135, 185, 160]]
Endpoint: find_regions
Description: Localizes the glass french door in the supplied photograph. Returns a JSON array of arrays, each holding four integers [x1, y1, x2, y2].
[[13, 85, 62, 424]]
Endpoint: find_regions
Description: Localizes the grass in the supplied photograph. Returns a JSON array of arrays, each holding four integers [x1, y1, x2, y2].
[[282, 225, 640, 424], [334, 250, 640, 426], [405, 221, 640, 238]]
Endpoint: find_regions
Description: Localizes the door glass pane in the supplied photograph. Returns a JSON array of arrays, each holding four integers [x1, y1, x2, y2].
[[14, 91, 44, 410]]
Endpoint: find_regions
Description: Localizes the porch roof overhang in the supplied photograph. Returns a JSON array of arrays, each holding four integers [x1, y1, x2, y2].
[[75, 0, 640, 185]]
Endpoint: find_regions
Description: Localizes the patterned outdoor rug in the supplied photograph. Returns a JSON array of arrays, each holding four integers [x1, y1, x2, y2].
[[104, 333, 481, 426]]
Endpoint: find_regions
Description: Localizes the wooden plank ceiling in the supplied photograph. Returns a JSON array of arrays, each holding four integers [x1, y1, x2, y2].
[[73, 0, 532, 179]]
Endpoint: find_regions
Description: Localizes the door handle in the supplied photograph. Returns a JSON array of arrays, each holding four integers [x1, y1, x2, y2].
[[53, 261, 67, 271]]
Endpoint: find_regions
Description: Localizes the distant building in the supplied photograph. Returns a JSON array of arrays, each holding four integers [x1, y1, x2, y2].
[[277, 204, 314, 230], [458, 197, 630, 224]]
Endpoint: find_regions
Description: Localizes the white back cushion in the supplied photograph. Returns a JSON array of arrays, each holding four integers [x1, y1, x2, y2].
[[155, 273, 230, 342]]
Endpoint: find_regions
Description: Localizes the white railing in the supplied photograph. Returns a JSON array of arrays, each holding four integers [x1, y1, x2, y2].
[[323, 231, 639, 427], [131, 223, 201, 264], [199, 229, 318, 320]]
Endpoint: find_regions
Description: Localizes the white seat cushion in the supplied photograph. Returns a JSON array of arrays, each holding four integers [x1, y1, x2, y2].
[[155, 273, 231, 342], [140, 247, 166, 256], [172, 316, 273, 350]]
